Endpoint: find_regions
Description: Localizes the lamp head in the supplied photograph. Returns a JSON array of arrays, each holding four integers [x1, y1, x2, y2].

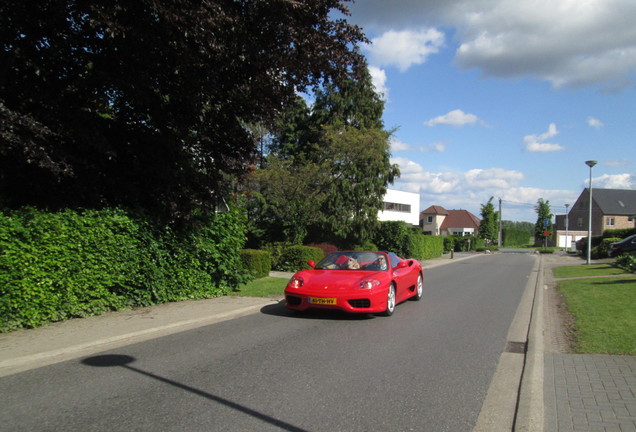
[[585, 160, 597, 168]]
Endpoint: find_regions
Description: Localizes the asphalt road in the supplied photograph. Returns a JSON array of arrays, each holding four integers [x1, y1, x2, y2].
[[1, 253, 536, 432]]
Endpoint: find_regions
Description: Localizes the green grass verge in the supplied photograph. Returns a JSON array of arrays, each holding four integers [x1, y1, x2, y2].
[[552, 263, 627, 278], [558, 276, 636, 354], [233, 277, 288, 297]]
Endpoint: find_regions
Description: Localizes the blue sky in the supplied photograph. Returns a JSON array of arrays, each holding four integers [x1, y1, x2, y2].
[[341, 0, 636, 222]]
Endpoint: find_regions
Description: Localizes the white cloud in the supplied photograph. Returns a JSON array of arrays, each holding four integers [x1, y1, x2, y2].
[[390, 137, 410, 152], [523, 123, 565, 152], [368, 66, 389, 101], [590, 173, 635, 189], [389, 155, 577, 221], [604, 159, 631, 167], [587, 116, 604, 129], [420, 141, 446, 153], [366, 28, 445, 72], [464, 168, 524, 189], [425, 109, 480, 127], [349, 0, 636, 91]]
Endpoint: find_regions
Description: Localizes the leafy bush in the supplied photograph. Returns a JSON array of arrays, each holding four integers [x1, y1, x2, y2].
[[599, 238, 621, 258], [373, 221, 411, 257], [261, 242, 289, 271], [443, 237, 455, 253], [306, 243, 337, 257], [603, 228, 636, 239], [419, 235, 444, 259], [615, 253, 636, 273], [0, 206, 250, 332], [276, 245, 323, 272], [453, 236, 482, 252], [503, 228, 532, 247], [240, 249, 271, 279]]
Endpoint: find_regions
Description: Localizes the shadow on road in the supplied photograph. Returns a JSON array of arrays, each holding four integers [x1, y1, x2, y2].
[[81, 354, 310, 432], [259, 300, 376, 321]]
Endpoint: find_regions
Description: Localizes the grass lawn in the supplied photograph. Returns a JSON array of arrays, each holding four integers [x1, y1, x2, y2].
[[233, 276, 288, 297], [555, 264, 636, 354], [552, 263, 627, 279]]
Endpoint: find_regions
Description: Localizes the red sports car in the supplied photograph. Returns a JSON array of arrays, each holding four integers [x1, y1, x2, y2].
[[284, 251, 424, 316]]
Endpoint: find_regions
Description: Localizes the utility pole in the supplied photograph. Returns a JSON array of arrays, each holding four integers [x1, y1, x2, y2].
[[498, 198, 503, 247]]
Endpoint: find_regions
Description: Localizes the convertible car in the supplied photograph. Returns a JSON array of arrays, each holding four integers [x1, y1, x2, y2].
[[284, 251, 424, 316]]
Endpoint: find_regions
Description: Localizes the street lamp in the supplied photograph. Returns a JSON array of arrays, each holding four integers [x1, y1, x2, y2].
[[564, 203, 570, 252], [585, 160, 597, 265]]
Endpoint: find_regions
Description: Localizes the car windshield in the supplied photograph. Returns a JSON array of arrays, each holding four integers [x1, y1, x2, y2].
[[315, 252, 389, 271]]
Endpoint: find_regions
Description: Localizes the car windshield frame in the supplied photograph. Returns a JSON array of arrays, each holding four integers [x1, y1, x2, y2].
[[315, 252, 390, 271]]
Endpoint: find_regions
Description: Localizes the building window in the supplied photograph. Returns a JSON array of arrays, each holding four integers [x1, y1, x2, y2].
[[606, 217, 615, 226], [426, 216, 433, 223], [383, 202, 411, 213], [577, 217, 583, 228]]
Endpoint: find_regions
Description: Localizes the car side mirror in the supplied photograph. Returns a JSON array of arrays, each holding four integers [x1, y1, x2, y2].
[[307, 260, 316, 269], [396, 261, 408, 269]]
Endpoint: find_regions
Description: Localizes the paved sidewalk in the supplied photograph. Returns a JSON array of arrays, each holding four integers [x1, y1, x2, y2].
[[542, 253, 636, 432]]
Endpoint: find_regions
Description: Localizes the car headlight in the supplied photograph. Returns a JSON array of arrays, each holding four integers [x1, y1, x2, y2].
[[360, 279, 381, 289], [288, 276, 304, 289]]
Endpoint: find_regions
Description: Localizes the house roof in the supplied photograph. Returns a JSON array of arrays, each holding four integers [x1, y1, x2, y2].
[[421, 205, 449, 216], [440, 209, 481, 230], [586, 188, 636, 216]]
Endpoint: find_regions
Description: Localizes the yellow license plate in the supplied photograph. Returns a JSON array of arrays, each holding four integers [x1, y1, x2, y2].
[[308, 297, 337, 305]]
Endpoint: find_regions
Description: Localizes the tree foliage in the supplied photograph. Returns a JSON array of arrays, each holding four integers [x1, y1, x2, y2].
[[247, 66, 399, 247], [313, 125, 398, 245], [478, 197, 499, 244], [534, 198, 553, 243], [0, 0, 366, 222]]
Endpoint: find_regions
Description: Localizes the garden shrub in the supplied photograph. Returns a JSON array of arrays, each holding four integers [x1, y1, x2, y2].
[[277, 245, 323, 272], [240, 249, 271, 279], [306, 243, 338, 257], [443, 237, 455, 253], [373, 221, 411, 257], [599, 238, 621, 257], [0, 205, 250, 332], [503, 228, 532, 247], [616, 253, 636, 273], [419, 235, 444, 259]]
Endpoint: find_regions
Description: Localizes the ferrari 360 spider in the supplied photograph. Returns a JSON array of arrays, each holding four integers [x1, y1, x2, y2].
[[284, 251, 424, 316]]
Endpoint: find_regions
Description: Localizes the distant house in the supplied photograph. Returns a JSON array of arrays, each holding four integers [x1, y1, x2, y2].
[[554, 188, 636, 247], [420, 205, 480, 236], [378, 189, 420, 226]]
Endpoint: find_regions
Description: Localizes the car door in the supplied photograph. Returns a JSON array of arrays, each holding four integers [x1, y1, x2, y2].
[[389, 253, 416, 303]]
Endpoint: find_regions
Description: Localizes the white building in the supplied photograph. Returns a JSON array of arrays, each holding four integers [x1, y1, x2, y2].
[[378, 189, 420, 226]]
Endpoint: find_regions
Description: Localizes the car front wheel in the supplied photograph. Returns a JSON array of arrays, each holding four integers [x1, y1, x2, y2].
[[382, 284, 396, 316]]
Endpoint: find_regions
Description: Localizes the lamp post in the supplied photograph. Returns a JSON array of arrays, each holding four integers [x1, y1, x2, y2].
[[585, 160, 597, 265], [564, 203, 570, 252]]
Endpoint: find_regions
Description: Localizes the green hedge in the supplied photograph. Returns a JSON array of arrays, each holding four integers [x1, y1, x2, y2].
[[276, 245, 323, 272], [503, 228, 532, 247], [240, 249, 271, 278], [0, 206, 250, 332], [419, 235, 444, 259], [373, 221, 443, 260]]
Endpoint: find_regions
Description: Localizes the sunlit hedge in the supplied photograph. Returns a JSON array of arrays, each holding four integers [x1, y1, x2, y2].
[[0, 206, 249, 332]]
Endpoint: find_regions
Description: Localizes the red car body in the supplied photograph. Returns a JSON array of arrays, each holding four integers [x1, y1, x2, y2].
[[284, 251, 424, 316]]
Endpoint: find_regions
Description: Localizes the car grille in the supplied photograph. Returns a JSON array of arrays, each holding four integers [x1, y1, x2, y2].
[[286, 295, 302, 306], [348, 299, 370, 308]]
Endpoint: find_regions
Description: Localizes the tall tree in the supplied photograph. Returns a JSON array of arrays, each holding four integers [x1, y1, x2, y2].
[[0, 0, 366, 222], [534, 198, 553, 245], [478, 197, 499, 244], [246, 156, 327, 246], [312, 125, 399, 246], [246, 67, 398, 246], [311, 66, 385, 130]]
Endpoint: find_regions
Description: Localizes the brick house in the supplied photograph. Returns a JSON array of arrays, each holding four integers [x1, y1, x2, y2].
[[554, 188, 636, 247], [420, 205, 481, 236]]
